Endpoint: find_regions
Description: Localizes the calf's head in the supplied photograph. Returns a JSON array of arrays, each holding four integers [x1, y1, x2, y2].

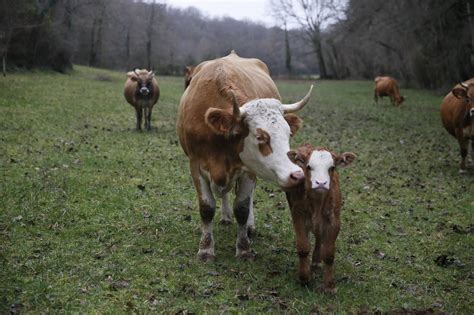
[[288, 144, 356, 193], [452, 82, 474, 119], [205, 86, 313, 188], [130, 69, 155, 96]]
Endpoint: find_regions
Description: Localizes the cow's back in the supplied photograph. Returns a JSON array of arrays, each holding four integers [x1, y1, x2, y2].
[[440, 78, 474, 137], [177, 52, 280, 157], [375, 76, 397, 94]]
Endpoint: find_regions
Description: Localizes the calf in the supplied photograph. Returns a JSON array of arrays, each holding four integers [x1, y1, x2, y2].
[[286, 144, 356, 293], [440, 79, 474, 173], [374, 76, 405, 106], [124, 69, 160, 131]]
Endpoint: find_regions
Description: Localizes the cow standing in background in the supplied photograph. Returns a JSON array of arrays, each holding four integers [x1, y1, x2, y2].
[[184, 65, 195, 90], [177, 51, 313, 261], [374, 76, 405, 106], [286, 144, 356, 293], [440, 79, 474, 173], [124, 69, 160, 131]]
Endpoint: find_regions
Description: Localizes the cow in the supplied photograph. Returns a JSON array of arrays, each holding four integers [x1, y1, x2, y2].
[[286, 144, 356, 293], [124, 69, 160, 131], [374, 76, 405, 106], [184, 65, 195, 90], [440, 78, 474, 173], [177, 51, 313, 262]]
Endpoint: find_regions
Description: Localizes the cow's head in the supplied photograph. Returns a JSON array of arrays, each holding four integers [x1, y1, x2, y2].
[[396, 95, 405, 106], [452, 82, 474, 118], [288, 144, 356, 193], [130, 69, 155, 96], [205, 86, 313, 188]]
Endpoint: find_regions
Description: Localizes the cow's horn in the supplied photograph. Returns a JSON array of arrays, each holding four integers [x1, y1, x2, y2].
[[134, 69, 140, 76], [281, 85, 313, 113], [230, 92, 241, 118], [460, 82, 469, 89]]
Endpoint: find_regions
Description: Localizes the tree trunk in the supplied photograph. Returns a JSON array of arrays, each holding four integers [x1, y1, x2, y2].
[[146, 1, 157, 70], [467, 1, 474, 72], [88, 18, 97, 66], [2, 55, 5, 77], [284, 23, 292, 76], [125, 26, 131, 70], [312, 33, 328, 79]]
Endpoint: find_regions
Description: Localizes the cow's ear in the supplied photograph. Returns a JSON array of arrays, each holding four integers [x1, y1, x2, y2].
[[130, 76, 138, 82], [287, 150, 305, 167], [284, 114, 302, 136], [335, 152, 356, 168], [205, 108, 239, 136], [452, 88, 467, 99]]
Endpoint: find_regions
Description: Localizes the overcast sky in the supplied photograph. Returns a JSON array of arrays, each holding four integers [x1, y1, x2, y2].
[[168, 0, 277, 27]]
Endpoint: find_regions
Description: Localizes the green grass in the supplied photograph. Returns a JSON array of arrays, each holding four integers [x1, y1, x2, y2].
[[0, 66, 472, 313]]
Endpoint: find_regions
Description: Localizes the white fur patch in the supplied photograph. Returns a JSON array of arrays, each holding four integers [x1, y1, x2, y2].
[[308, 150, 334, 190], [239, 99, 301, 187]]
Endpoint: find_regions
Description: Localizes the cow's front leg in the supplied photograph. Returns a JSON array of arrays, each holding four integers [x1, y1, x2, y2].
[[233, 172, 256, 260], [135, 107, 142, 131], [219, 192, 233, 225], [190, 163, 216, 262], [458, 136, 469, 173], [290, 211, 311, 284]]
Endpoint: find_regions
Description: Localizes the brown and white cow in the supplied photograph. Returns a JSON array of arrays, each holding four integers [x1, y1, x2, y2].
[[440, 78, 474, 173], [184, 65, 195, 90], [177, 51, 313, 261], [286, 144, 356, 293], [124, 69, 160, 131], [374, 76, 405, 106]]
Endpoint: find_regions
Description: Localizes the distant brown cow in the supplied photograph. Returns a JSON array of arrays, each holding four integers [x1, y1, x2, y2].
[[184, 65, 195, 90], [124, 69, 160, 131], [440, 78, 474, 173], [286, 144, 356, 293], [374, 76, 405, 106]]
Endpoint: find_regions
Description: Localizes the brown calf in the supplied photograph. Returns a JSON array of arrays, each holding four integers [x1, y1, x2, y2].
[[374, 76, 404, 106], [440, 78, 474, 173], [124, 69, 160, 131], [286, 144, 356, 293]]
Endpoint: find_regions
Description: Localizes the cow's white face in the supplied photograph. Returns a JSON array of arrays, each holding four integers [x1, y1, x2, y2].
[[307, 150, 334, 191], [239, 99, 303, 188]]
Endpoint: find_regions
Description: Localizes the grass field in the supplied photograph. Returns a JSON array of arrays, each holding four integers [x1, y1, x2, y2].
[[0, 66, 473, 314]]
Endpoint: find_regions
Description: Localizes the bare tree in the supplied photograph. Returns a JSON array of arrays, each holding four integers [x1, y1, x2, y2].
[[270, 0, 344, 78]]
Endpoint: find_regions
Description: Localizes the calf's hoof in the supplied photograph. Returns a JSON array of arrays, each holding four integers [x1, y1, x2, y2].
[[236, 249, 256, 261], [197, 250, 215, 263]]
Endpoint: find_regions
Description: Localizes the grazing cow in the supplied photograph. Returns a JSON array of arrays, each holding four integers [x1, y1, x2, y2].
[[177, 51, 313, 261], [374, 76, 405, 106], [184, 65, 195, 90], [286, 144, 356, 293], [124, 69, 160, 131], [440, 78, 474, 173]]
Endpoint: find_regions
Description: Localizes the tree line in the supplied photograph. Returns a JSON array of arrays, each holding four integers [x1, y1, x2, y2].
[[1, 0, 472, 89]]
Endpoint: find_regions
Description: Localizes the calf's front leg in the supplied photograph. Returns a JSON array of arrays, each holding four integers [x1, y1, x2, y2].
[[135, 107, 142, 131], [290, 211, 311, 284], [319, 220, 340, 294]]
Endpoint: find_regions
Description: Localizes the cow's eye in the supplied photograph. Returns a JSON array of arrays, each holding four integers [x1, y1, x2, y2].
[[306, 165, 311, 171]]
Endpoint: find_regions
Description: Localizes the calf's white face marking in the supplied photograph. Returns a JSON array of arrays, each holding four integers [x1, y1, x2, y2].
[[239, 99, 302, 187], [307, 150, 334, 191]]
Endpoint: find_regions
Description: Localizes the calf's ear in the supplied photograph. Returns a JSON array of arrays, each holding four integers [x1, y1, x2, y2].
[[452, 88, 467, 99], [284, 114, 302, 136], [336, 152, 356, 168], [205, 108, 240, 136], [287, 150, 305, 167]]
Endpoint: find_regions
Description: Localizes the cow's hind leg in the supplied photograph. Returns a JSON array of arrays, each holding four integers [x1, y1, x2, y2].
[[233, 172, 256, 260], [190, 162, 217, 262], [219, 192, 232, 225], [135, 107, 143, 131], [145, 107, 152, 131]]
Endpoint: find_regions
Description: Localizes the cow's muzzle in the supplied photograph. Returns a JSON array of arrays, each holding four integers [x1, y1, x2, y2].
[[139, 87, 150, 95]]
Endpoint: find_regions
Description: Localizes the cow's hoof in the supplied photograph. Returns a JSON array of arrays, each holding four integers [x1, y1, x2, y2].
[[219, 218, 232, 225], [298, 273, 311, 284], [236, 249, 256, 261], [197, 251, 215, 262], [247, 225, 256, 238], [459, 169, 468, 174], [316, 285, 337, 295]]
